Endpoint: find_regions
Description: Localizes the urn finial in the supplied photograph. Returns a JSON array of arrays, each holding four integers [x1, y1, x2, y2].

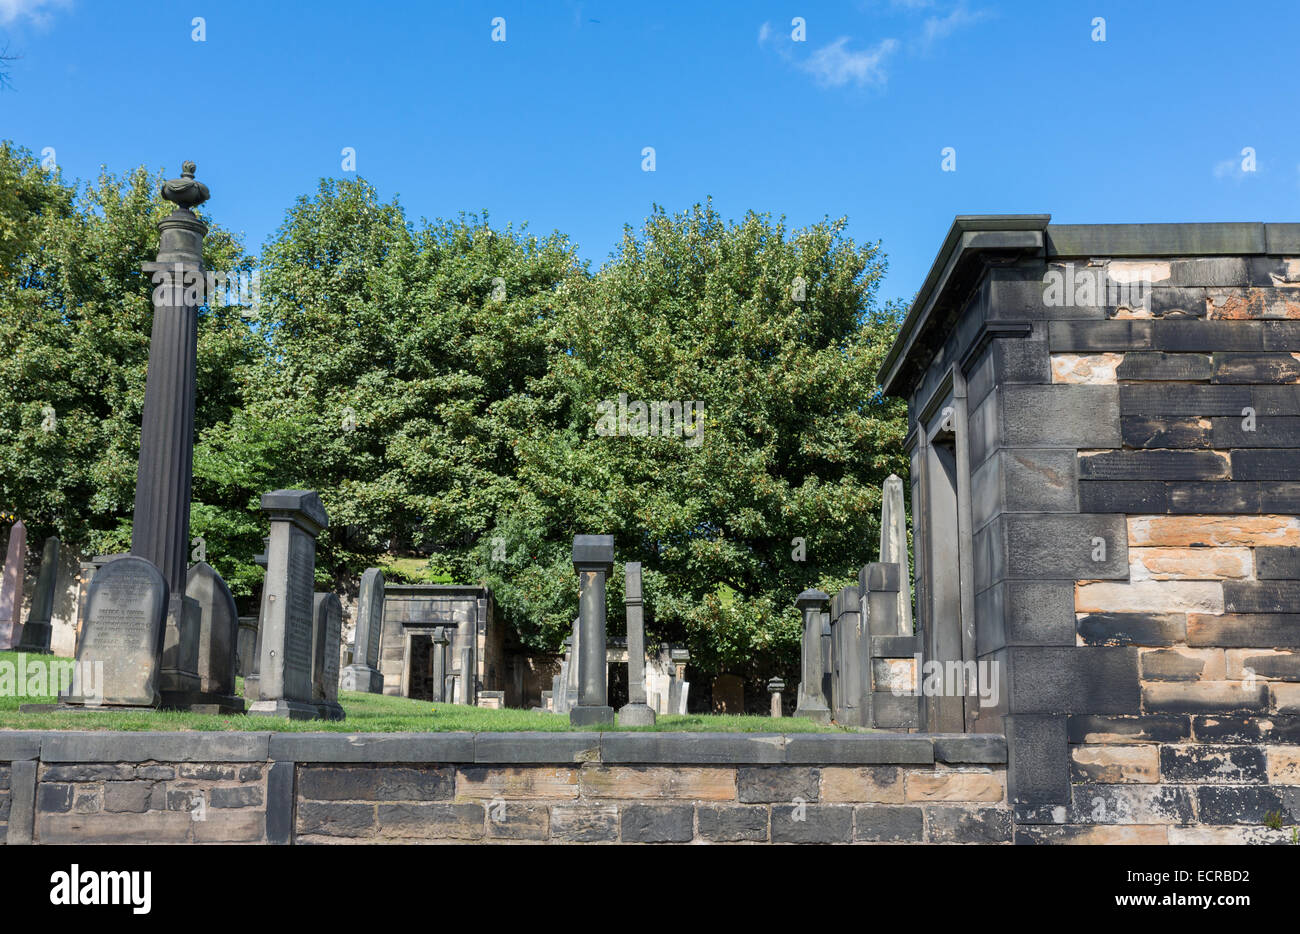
[[161, 160, 209, 210]]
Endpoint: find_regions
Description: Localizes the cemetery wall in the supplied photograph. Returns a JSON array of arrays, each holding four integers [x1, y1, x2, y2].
[[0, 731, 1008, 844]]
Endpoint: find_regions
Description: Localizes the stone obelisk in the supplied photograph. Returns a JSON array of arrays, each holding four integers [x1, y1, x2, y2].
[[134, 161, 209, 701], [617, 562, 655, 726]]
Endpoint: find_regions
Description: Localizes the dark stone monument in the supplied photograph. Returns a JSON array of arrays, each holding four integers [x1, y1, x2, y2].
[[430, 626, 449, 702], [65, 556, 168, 707], [794, 588, 831, 723], [248, 490, 329, 720], [16, 535, 59, 654], [132, 162, 211, 702], [311, 592, 345, 720], [176, 562, 245, 714], [242, 536, 271, 698], [618, 561, 655, 726], [340, 568, 384, 693], [0, 519, 26, 648], [236, 616, 257, 677], [767, 676, 785, 717], [570, 535, 614, 727]]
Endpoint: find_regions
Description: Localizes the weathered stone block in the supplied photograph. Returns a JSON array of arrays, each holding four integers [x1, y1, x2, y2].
[[1188, 613, 1300, 647], [620, 804, 694, 843], [36, 783, 72, 814], [1225, 648, 1300, 681], [1142, 681, 1268, 714], [1193, 714, 1300, 744], [1196, 786, 1300, 825], [819, 766, 904, 803], [456, 766, 579, 799], [41, 764, 134, 782], [905, 769, 1005, 802], [1075, 581, 1224, 615], [1160, 744, 1266, 783], [210, 785, 264, 808], [295, 801, 375, 838], [853, 805, 923, 842], [103, 781, 153, 813], [696, 805, 769, 842], [770, 804, 852, 843], [550, 803, 618, 842], [1077, 613, 1186, 647], [298, 765, 454, 801], [1015, 824, 1169, 845], [735, 766, 818, 803], [578, 766, 735, 800], [1140, 647, 1225, 681], [1128, 514, 1300, 547], [926, 806, 1012, 843], [1070, 745, 1159, 783], [1266, 746, 1300, 784], [191, 809, 266, 843], [375, 803, 484, 840], [485, 803, 550, 840], [1069, 784, 1194, 824]]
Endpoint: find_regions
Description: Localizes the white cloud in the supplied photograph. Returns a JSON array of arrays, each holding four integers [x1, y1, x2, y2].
[[917, 2, 988, 50], [758, 21, 772, 44], [0, 0, 68, 26], [800, 36, 899, 88]]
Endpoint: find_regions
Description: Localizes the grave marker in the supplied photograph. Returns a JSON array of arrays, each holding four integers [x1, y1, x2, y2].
[[341, 568, 384, 693]]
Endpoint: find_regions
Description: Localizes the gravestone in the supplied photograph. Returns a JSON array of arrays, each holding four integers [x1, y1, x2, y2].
[[879, 474, 914, 635], [431, 627, 449, 702], [570, 535, 614, 726], [711, 673, 745, 714], [177, 562, 244, 713], [248, 490, 329, 720], [768, 677, 785, 717], [64, 556, 168, 707], [0, 519, 26, 648], [617, 562, 655, 726], [794, 589, 831, 723], [242, 537, 271, 699], [340, 568, 384, 693], [459, 646, 475, 705], [236, 616, 257, 676], [311, 592, 345, 721], [17, 535, 59, 653]]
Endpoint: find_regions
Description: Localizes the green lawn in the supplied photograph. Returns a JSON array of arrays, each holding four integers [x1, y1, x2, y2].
[[0, 650, 841, 733]]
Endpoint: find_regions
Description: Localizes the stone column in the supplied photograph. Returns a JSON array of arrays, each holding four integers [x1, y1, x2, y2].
[[794, 589, 831, 723], [570, 535, 614, 726], [0, 519, 26, 648], [134, 161, 210, 696], [431, 627, 449, 702], [341, 567, 385, 693], [243, 537, 270, 699], [768, 677, 785, 717], [618, 561, 655, 726], [248, 490, 329, 720], [460, 647, 476, 705], [17, 536, 59, 653]]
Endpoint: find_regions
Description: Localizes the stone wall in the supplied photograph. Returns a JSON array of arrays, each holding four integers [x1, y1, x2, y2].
[[0, 731, 1007, 844]]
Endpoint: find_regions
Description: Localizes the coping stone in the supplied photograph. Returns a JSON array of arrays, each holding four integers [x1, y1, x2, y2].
[[932, 733, 1008, 764], [474, 732, 601, 764], [40, 731, 272, 763], [268, 732, 475, 763], [783, 733, 935, 765], [599, 732, 785, 764], [0, 732, 44, 761]]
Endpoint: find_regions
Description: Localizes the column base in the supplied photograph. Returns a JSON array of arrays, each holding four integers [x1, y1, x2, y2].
[[569, 705, 615, 727], [15, 622, 52, 654], [617, 703, 656, 726], [339, 664, 383, 694], [160, 691, 246, 715], [247, 699, 321, 720], [794, 703, 831, 724], [314, 701, 346, 721]]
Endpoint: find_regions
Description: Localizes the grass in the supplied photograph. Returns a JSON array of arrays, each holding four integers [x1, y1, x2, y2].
[[0, 650, 843, 733]]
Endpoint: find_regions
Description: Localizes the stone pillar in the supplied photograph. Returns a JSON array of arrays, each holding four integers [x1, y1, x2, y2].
[[341, 568, 385, 693], [460, 646, 476, 705], [431, 627, 449, 702], [768, 677, 785, 717], [243, 536, 270, 699], [16, 536, 59, 654], [879, 474, 913, 635], [248, 490, 329, 720], [794, 589, 831, 723], [0, 519, 26, 649], [618, 561, 655, 726], [570, 535, 614, 727], [134, 162, 211, 697]]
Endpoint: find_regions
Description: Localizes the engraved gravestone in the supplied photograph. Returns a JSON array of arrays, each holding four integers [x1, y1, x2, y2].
[[311, 592, 345, 720], [249, 490, 328, 720], [0, 519, 26, 648], [17, 535, 59, 653], [181, 561, 244, 713], [340, 568, 384, 693], [67, 556, 168, 707]]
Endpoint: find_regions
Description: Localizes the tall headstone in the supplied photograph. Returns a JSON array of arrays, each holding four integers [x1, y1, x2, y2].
[[879, 473, 913, 635], [431, 627, 449, 702], [0, 519, 26, 648], [570, 535, 614, 727], [248, 490, 329, 720], [242, 537, 271, 698], [236, 616, 257, 676], [17, 535, 59, 653], [340, 568, 384, 693], [794, 589, 831, 723], [64, 556, 168, 707], [311, 592, 345, 720], [179, 562, 244, 713], [133, 162, 210, 698], [459, 646, 476, 705], [618, 561, 655, 726]]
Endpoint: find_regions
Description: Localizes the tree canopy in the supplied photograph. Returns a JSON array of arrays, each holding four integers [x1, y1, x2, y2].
[[0, 141, 907, 680]]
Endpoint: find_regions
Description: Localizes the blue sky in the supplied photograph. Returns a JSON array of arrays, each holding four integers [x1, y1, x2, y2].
[[3, 0, 1298, 305]]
